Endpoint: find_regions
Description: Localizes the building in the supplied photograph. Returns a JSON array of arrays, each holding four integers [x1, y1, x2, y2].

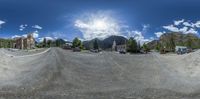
[[13, 37, 24, 49], [13, 33, 35, 49], [175, 46, 188, 54], [116, 44, 126, 52], [112, 40, 117, 51], [112, 40, 126, 52]]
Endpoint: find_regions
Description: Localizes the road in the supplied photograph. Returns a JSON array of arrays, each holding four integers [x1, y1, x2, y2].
[[0, 48, 200, 99]]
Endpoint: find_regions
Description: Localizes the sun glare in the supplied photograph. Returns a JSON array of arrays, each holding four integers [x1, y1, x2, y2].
[[75, 11, 121, 40], [93, 20, 107, 30]]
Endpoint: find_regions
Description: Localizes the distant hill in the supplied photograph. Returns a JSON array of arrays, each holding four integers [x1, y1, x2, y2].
[[147, 32, 200, 51], [102, 35, 128, 49], [83, 38, 103, 50], [146, 40, 159, 50], [83, 35, 128, 50]]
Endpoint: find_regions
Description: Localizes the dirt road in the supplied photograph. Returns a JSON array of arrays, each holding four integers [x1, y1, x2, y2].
[[0, 48, 200, 99]]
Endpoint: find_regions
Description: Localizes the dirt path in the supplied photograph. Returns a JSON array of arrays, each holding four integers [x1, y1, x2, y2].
[[0, 48, 200, 98]]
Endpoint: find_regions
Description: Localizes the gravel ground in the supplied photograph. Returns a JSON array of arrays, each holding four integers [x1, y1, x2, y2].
[[2, 48, 48, 56], [0, 48, 200, 99]]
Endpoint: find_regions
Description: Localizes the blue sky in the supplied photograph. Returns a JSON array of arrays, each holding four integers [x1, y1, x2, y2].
[[0, 0, 200, 42]]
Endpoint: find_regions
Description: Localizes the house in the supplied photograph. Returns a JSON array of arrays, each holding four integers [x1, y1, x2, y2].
[[175, 46, 188, 54], [13, 33, 35, 49]]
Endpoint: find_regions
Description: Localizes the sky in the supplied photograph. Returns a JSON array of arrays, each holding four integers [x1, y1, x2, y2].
[[1, 0, 200, 43]]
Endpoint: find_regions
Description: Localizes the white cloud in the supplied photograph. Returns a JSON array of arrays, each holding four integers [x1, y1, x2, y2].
[[22, 31, 39, 38], [11, 31, 39, 39], [179, 26, 188, 33], [127, 30, 152, 45], [185, 28, 198, 34], [183, 22, 193, 27], [0, 20, 5, 28], [173, 19, 200, 29], [142, 24, 150, 32], [163, 25, 180, 32], [155, 31, 166, 38], [150, 37, 154, 40], [75, 11, 121, 40], [19, 24, 28, 31], [32, 25, 42, 29], [51, 32, 65, 38], [174, 19, 184, 26], [180, 20, 200, 28], [64, 39, 68, 41], [194, 21, 200, 28], [38, 37, 54, 42], [22, 34, 27, 37], [11, 35, 21, 39], [32, 31, 39, 38], [163, 24, 198, 34]]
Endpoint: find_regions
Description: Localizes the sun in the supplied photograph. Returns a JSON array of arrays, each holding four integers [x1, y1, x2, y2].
[[93, 20, 108, 30], [75, 11, 121, 40]]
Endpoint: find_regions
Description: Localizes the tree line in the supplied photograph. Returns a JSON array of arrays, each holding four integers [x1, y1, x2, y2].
[[0, 37, 149, 53], [37, 38, 67, 48], [0, 39, 15, 48], [151, 33, 200, 53], [74, 37, 149, 53]]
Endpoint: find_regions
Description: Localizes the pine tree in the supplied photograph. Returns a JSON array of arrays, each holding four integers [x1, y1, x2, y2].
[[169, 34, 175, 52], [93, 39, 99, 50], [72, 37, 82, 48], [186, 38, 192, 48], [47, 40, 52, 47], [142, 43, 149, 54], [127, 37, 138, 53], [43, 38, 47, 47]]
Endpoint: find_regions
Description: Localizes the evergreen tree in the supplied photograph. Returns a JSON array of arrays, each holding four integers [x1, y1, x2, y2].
[[72, 37, 82, 48], [155, 42, 161, 51], [47, 40, 52, 47], [93, 39, 99, 50], [142, 43, 149, 53], [137, 41, 141, 51], [127, 37, 138, 53], [43, 38, 47, 47], [169, 34, 175, 52], [55, 39, 60, 47], [186, 38, 192, 48]]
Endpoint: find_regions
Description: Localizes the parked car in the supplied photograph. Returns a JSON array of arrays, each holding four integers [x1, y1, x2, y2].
[[90, 49, 100, 53], [119, 50, 126, 54], [175, 46, 190, 55], [73, 47, 81, 52]]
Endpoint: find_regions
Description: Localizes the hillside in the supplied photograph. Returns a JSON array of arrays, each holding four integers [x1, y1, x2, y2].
[[83, 35, 128, 50], [147, 32, 200, 51]]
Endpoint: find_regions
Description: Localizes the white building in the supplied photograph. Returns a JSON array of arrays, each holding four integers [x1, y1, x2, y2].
[[175, 46, 188, 54], [112, 40, 126, 52]]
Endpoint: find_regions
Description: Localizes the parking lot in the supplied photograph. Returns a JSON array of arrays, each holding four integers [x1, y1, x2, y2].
[[0, 48, 200, 99]]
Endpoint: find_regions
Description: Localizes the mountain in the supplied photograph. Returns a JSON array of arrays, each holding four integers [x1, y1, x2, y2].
[[102, 35, 128, 49], [147, 32, 200, 51], [83, 38, 103, 50], [83, 35, 128, 50], [146, 40, 159, 50]]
